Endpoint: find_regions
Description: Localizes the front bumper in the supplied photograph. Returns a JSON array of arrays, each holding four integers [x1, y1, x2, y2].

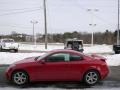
[[2, 47, 18, 50], [5, 66, 15, 81]]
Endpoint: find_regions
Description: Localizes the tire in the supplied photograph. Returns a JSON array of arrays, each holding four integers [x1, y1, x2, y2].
[[0, 46, 2, 51], [10, 49, 17, 53], [83, 70, 100, 85], [15, 49, 18, 53], [115, 51, 119, 54], [12, 71, 29, 86]]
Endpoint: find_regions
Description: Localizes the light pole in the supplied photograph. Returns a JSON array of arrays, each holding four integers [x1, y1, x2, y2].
[[117, 0, 120, 45], [87, 9, 99, 46], [89, 24, 96, 46], [30, 20, 38, 46], [43, 0, 48, 49]]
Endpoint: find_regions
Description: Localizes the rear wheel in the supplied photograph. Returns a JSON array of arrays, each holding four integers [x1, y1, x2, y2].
[[12, 71, 29, 86], [83, 70, 100, 85], [10, 49, 18, 53], [15, 49, 18, 53], [115, 51, 119, 54], [0, 46, 2, 51]]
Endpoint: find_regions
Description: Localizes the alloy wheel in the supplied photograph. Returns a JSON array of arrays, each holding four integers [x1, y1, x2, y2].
[[84, 71, 99, 85], [12, 71, 28, 85]]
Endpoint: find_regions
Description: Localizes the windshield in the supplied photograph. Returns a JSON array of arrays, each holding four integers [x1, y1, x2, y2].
[[36, 52, 50, 61], [2, 39, 14, 42]]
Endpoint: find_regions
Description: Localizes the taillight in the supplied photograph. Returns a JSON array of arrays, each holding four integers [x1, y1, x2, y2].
[[100, 59, 106, 62]]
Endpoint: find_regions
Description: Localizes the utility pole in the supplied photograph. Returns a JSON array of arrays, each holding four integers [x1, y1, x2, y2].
[[43, 0, 48, 49], [117, 0, 120, 45], [30, 20, 38, 46]]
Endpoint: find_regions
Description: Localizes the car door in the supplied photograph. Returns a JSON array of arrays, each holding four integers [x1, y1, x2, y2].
[[65, 53, 84, 81], [34, 52, 71, 81]]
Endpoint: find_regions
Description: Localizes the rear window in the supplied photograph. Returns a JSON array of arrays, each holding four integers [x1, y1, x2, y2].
[[70, 54, 83, 61]]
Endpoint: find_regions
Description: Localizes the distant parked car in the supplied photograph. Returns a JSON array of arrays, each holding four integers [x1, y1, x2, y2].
[[0, 38, 19, 52], [6, 49, 109, 86], [64, 39, 84, 52], [113, 44, 120, 54]]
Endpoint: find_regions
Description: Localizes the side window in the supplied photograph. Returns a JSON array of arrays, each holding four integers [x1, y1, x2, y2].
[[47, 53, 70, 62], [70, 54, 83, 61]]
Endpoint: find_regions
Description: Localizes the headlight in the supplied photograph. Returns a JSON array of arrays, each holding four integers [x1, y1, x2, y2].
[[7, 64, 16, 70], [6, 64, 16, 72]]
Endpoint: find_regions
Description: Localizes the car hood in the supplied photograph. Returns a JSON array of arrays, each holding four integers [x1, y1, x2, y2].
[[14, 56, 36, 65], [5, 42, 18, 45]]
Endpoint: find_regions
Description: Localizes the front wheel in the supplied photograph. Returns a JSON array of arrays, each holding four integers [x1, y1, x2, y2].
[[83, 70, 100, 85], [12, 71, 29, 86]]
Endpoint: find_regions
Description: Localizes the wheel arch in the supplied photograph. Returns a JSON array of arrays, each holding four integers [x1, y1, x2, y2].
[[82, 69, 101, 81]]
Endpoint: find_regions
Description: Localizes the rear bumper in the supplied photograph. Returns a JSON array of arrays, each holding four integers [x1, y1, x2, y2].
[[100, 66, 109, 80], [101, 70, 109, 80]]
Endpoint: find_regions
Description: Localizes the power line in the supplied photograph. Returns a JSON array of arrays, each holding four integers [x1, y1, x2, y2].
[[89, 12, 114, 26], [0, 7, 42, 12], [0, 24, 31, 29], [0, 9, 41, 16], [77, 5, 115, 27]]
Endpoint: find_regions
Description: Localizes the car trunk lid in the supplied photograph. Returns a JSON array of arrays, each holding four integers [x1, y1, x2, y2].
[[91, 54, 106, 62]]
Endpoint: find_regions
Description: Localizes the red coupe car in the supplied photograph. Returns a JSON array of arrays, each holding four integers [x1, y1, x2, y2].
[[6, 49, 109, 86]]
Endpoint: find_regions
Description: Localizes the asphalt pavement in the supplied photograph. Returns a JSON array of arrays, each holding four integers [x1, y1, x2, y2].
[[0, 65, 120, 89]]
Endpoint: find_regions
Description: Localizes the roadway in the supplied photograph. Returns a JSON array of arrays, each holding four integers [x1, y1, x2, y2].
[[0, 65, 120, 89]]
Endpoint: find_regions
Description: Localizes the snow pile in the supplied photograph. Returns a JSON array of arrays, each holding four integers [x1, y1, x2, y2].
[[105, 54, 120, 66], [84, 45, 113, 54], [0, 44, 119, 66], [0, 52, 120, 66], [19, 44, 113, 54], [0, 52, 44, 64]]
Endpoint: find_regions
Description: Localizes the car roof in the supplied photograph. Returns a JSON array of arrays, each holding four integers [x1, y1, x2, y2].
[[49, 49, 83, 54], [66, 39, 83, 42]]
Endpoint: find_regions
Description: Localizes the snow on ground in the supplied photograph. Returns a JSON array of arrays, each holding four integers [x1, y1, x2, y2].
[[0, 52, 120, 66], [19, 44, 64, 51], [19, 44, 113, 54], [84, 45, 113, 54], [0, 44, 119, 66], [0, 52, 44, 64], [105, 54, 120, 66]]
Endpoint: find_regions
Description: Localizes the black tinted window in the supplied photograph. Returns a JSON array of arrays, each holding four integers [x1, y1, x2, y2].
[[47, 53, 69, 62], [70, 54, 83, 61]]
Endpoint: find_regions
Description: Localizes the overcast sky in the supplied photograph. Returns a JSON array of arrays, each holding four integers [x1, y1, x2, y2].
[[0, 0, 118, 35]]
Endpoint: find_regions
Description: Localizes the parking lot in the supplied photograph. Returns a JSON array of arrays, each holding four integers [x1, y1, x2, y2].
[[0, 65, 120, 89], [0, 44, 120, 89]]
